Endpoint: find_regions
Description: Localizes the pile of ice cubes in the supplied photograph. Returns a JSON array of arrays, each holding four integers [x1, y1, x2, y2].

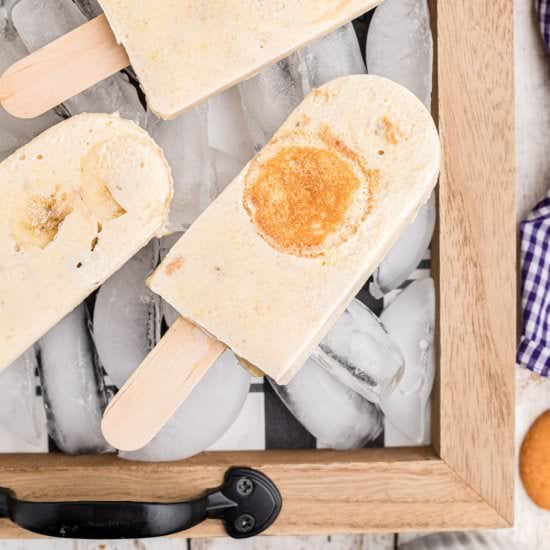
[[0, 0, 436, 460]]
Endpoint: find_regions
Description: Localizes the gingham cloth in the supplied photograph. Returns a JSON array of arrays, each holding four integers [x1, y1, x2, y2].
[[518, 191, 550, 375], [537, 0, 550, 51]]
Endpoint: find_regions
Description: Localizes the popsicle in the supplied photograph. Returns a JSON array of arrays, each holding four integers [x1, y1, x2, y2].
[[102, 75, 441, 451], [0, 113, 172, 371], [0, 1, 381, 120]]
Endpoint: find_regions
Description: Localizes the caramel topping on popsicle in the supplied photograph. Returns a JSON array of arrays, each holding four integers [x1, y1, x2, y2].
[[243, 146, 361, 257], [382, 116, 402, 145]]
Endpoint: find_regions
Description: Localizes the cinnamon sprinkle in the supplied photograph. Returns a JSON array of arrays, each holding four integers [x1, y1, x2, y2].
[[165, 256, 184, 276]]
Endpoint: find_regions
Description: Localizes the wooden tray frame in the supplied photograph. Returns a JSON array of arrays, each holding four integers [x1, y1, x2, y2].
[[0, 0, 516, 538]]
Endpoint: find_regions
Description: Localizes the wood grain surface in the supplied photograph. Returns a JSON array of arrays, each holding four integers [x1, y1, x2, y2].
[[0, 449, 508, 539], [0, 535, 395, 549], [435, 0, 516, 525]]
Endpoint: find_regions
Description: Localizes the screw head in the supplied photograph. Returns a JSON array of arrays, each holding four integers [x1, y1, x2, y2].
[[234, 513, 256, 534], [236, 477, 254, 496]]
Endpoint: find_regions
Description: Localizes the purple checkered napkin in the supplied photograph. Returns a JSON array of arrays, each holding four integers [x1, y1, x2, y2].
[[517, 190, 550, 375], [537, 0, 550, 52]]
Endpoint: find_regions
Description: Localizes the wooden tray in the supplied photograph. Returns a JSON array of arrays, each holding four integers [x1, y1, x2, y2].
[[0, 0, 516, 537]]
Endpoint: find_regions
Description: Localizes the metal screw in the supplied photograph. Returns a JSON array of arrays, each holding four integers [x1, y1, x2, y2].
[[234, 513, 256, 534], [236, 477, 254, 497]]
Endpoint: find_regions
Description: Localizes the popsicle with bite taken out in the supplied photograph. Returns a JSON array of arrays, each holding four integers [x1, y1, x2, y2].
[[0, 113, 173, 371]]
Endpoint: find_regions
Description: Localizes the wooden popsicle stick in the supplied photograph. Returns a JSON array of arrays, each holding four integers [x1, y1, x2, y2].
[[101, 317, 226, 452], [0, 15, 129, 119]]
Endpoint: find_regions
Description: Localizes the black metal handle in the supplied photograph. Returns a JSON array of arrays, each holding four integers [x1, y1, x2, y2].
[[0, 467, 281, 539]]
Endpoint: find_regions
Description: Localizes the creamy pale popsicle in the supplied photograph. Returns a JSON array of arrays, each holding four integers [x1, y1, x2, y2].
[[149, 75, 441, 384], [0, 113, 172, 370], [97, 0, 379, 119]]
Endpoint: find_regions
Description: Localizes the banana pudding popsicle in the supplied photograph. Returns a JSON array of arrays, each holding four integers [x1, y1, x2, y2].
[[102, 75, 441, 451], [0, 1, 382, 120], [0, 113, 173, 371], [97, 0, 380, 119]]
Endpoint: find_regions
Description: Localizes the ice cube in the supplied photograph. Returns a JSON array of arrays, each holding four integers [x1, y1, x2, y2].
[[206, 86, 252, 197], [207, 86, 254, 163], [94, 238, 251, 461], [0, 127, 18, 162], [93, 241, 161, 389], [366, 0, 433, 109], [120, 351, 251, 461], [159, 233, 184, 328], [212, 149, 247, 196], [312, 299, 403, 403], [239, 23, 365, 151], [146, 104, 217, 230], [380, 278, 435, 445], [159, 300, 181, 331], [159, 232, 182, 258], [12, 0, 145, 125], [160, 298, 181, 329], [0, 347, 46, 446], [370, 192, 436, 298], [0, 2, 62, 158], [208, 388, 265, 451], [300, 23, 366, 87], [73, 0, 102, 19], [268, 358, 383, 450], [39, 304, 111, 454], [239, 55, 306, 150], [12, 0, 86, 46], [146, 87, 250, 231]]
